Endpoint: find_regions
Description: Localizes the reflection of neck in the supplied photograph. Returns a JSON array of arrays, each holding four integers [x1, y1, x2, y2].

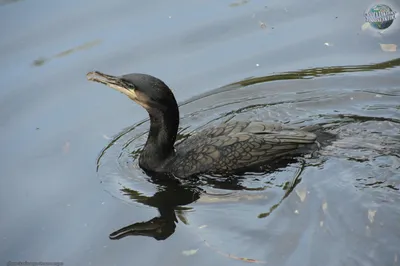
[[139, 106, 179, 172]]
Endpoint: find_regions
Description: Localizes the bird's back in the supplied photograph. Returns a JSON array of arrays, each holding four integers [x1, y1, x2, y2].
[[168, 121, 317, 178]]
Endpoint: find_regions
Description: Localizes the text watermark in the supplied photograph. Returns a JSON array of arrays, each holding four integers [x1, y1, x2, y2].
[[7, 261, 63, 266]]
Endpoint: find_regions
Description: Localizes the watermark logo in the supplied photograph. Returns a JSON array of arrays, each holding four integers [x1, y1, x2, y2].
[[364, 4, 398, 30]]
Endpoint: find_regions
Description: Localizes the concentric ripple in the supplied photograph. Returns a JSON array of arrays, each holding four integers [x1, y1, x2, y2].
[[97, 60, 400, 263]]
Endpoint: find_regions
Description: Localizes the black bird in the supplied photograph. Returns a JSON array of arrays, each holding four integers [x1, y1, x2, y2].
[[87, 71, 321, 179]]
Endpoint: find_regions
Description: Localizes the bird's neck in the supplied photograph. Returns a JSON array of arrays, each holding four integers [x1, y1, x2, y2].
[[139, 106, 179, 172]]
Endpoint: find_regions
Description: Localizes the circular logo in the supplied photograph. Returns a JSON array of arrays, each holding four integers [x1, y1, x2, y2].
[[364, 4, 397, 30]]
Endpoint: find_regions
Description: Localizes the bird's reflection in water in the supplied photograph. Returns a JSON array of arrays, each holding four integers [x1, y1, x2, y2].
[[109, 174, 201, 241], [109, 156, 304, 241]]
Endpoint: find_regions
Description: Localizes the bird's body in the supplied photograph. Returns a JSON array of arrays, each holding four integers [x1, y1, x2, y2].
[[166, 121, 316, 178], [87, 72, 320, 179]]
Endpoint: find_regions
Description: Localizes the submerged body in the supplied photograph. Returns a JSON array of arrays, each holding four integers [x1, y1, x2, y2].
[[87, 72, 318, 178]]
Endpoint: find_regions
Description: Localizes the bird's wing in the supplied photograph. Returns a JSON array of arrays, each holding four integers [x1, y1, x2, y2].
[[172, 129, 316, 178], [180, 121, 287, 150]]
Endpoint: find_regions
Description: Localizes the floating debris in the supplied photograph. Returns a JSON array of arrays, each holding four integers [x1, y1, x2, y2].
[[33, 39, 101, 67], [33, 58, 46, 66], [380, 43, 397, 52], [203, 239, 266, 263], [182, 249, 199, 256], [55, 40, 101, 58], [361, 22, 370, 31], [295, 187, 307, 202], [368, 209, 377, 223], [230, 0, 249, 7], [322, 201, 328, 213]]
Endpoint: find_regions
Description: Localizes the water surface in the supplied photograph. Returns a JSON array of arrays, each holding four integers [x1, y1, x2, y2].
[[0, 0, 399, 265]]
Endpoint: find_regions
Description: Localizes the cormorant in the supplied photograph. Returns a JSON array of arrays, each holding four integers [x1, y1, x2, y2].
[[87, 71, 320, 179]]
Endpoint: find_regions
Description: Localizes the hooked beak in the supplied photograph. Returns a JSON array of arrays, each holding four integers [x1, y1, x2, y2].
[[86, 71, 137, 100]]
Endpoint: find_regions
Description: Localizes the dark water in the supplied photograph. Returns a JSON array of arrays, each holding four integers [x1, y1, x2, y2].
[[1, 0, 399, 265]]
